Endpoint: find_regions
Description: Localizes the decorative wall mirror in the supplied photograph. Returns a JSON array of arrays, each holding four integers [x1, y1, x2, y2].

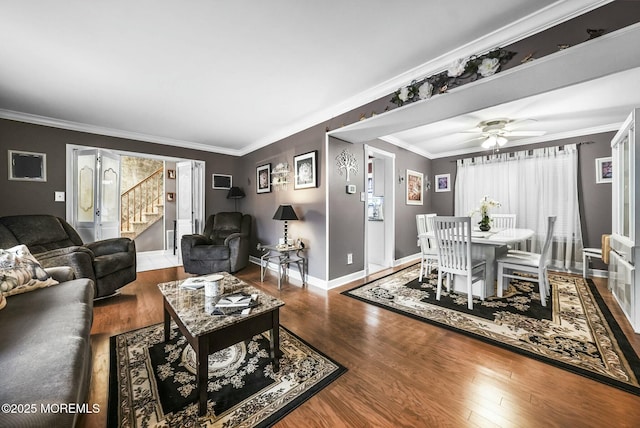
[[8, 150, 47, 182]]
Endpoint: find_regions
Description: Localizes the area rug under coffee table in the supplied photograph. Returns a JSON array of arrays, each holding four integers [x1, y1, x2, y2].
[[108, 323, 346, 427], [343, 264, 640, 395]]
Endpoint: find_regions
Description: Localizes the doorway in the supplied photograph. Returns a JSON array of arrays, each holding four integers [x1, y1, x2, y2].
[[66, 145, 205, 271], [364, 145, 395, 275]]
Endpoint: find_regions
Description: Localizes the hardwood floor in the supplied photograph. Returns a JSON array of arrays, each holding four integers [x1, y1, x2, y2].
[[79, 264, 640, 427]]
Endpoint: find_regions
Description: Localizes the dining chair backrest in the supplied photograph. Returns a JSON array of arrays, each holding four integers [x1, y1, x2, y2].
[[539, 216, 557, 269], [416, 213, 437, 251], [433, 216, 472, 275], [491, 214, 516, 229]]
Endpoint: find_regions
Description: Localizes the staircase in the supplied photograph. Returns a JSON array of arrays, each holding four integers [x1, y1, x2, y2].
[[121, 168, 164, 240]]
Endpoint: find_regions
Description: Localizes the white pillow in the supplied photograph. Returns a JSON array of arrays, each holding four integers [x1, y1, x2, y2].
[[0, 244, 58, 297]]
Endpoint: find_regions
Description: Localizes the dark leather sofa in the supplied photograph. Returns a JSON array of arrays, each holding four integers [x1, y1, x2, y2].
[[0, 267, 94, 427], [181, 212, 251, 274], [0, 215, 136, 298]]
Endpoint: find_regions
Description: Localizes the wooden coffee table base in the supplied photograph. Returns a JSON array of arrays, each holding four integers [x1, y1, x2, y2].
[[163, 298, 281, 416]]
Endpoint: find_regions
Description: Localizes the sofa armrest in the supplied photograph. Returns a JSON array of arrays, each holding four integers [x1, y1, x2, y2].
[[85, 237, 134, 257], [36, 249, 96, 283], [182, 234, 211, 247], [223, 232, 245, 246], [44, 266, 75, 282]]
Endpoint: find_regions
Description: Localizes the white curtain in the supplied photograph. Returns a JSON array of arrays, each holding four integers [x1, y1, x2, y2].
[[454, 144, 582, 269]]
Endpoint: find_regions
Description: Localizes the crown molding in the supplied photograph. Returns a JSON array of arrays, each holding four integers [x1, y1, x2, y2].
[[0, 109, 243, 157]]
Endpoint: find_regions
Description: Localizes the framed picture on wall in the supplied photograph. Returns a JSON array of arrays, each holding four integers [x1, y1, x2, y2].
[[294, 150, 318, 189], [595, 157, 612, 183], [167, 169, 176, 179], [256, 163, 271, 193], [8, 150, 47, 182], [435, 173, 451, 192], [406, 169, 424, 205], [212, 173, 232, 189]]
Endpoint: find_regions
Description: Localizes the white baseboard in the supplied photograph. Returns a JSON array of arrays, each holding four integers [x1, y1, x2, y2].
[[394, 253, 421, 267]]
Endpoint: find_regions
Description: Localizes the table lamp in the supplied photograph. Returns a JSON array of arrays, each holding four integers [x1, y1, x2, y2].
[[273, 204, 298, 245], [227, 186, 245, 211]]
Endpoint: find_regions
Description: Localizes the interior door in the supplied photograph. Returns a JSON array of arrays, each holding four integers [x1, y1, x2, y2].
[[176, 160, 204, 261], [73, 148, 121, 243]]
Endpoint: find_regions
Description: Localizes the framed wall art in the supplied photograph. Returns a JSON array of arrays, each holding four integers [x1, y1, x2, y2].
[[8, 150, 47, 182], [406, 169, 423, 205], [167, 169, 176, 179], [294, 150, 318, 189], [256, 163, 271, 193], [595, 157, 612, 184], [435, 173, 451, 192], [212, 173, 232, 189]]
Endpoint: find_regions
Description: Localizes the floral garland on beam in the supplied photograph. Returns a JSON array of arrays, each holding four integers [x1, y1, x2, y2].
[[390, 48, 516, 106]]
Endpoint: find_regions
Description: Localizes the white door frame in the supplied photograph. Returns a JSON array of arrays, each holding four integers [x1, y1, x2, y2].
[[363, 144, 395, 275]]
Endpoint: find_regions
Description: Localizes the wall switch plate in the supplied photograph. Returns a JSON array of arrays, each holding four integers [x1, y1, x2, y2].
[[360, 192, 365, 202], [54, 191, 65, 202], [347, 253, 353, 264]]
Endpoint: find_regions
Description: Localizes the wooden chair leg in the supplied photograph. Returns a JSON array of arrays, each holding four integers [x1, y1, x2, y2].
[[436, 270, 443, 301], [419, 257, 425, 282], [467, 275, 473, 310]]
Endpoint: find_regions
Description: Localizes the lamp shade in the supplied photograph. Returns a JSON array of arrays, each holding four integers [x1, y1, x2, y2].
[[273, 204, 298, 221], [227, 186, 245, 199]]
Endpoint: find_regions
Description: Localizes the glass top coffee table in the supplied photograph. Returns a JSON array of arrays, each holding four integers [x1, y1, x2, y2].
[[158, 272, 285, 416]]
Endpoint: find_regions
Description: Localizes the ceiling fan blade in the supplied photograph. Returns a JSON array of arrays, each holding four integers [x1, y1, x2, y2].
[[503, 130, 546, 137], [453, 136, 486, 146]]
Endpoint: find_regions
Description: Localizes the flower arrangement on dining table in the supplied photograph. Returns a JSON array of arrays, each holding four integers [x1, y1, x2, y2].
[[470, 196, 501, 231]]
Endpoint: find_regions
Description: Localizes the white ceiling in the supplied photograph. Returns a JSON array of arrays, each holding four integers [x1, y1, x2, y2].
[[380, 66, 640, 158], [0, 0, 622, 156]]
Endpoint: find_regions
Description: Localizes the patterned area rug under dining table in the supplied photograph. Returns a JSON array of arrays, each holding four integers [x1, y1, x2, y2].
[[343, 264, 640, 395], [108, 323, 346, 427]]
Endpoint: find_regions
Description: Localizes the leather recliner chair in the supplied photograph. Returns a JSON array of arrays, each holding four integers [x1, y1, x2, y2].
[[181, 212, 251, 275], [0, 214, 136, 298]]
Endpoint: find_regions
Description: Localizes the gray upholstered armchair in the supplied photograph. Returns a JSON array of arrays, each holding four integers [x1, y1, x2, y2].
[[181, 212, 251, 274], [0, 215, 136, 298]]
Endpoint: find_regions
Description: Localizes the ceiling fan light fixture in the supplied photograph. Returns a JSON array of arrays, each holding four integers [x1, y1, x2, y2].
[[496, 136, 508, 146], [481, 135, 497, 149]]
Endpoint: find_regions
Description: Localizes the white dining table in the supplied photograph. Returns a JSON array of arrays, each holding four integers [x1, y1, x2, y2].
[[419, 228, 535, 298]]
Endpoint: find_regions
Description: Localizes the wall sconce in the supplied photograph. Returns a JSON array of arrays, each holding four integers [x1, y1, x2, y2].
[[271, 162, 290, 191]]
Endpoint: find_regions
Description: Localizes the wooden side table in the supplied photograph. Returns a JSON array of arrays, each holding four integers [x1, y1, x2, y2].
[[258, 243, 307, 289]]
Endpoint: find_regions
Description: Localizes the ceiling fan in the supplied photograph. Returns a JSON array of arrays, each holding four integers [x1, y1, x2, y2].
[[463, 118, 547, 149]]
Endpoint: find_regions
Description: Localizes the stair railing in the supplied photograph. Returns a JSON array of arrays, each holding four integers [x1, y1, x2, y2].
[[121, 168, 164, 233]]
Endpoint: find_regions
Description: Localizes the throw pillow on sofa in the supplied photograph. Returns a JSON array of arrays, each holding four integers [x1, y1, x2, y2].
[[0, 244, 58, 296], [0, 294, 5, 310]]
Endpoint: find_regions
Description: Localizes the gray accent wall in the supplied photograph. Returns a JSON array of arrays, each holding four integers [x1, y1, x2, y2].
[[0, 119, 239, 219], [328, 136, 366, 280], [327, 137, 432, 280], [238, 123, 327, 280]]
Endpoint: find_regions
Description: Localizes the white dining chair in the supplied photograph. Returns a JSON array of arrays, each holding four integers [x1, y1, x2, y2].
[[491, 214, 516, 229], [496, 216, 557, 306], [416, 214, 438, 282], [433, 216, 486, 310]]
